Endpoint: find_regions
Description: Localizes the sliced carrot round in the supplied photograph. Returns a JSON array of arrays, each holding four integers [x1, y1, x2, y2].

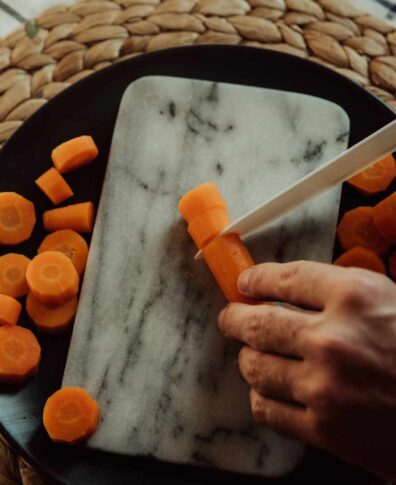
[[0, 294, 22, 326], [26, 251, 79, 305], [178, 183, 227, 223], [333, 247, 386, 274], [373, 192, 396, 244], [0, 253, 30, 298], [0, 325, 41, 384], [38, 230, 89, 275], [43, 387, 100, 444], [0, 192, 36, 245], [337, 206, 390, 254], [347, 155, 396, 195], [26, 292, 77, 334]]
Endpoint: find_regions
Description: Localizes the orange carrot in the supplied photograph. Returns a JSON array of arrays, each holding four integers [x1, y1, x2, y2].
[[347, 155, 396, 195], [0, 325, 40, 384], [38, 230, 89, 275], [0, 253, 30, 298], [373, 192, 396, 244], [43, 202, 95, 234], [388, 251, 396, 280], [179, 183, 256, 303], [0, 294, 22, 326], [52, 136, 98, 174], [337, 206, 390, 254], [43, 387, 100, 444], [333, 246, 386, 274], [0, 192, 36, 245], [35, 168, 73, 205], [26, 251, 79, 305], [26, 292, 77, 334]]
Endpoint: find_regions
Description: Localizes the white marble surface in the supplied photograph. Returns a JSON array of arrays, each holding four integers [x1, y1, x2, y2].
[[62, 77, 349, 477]]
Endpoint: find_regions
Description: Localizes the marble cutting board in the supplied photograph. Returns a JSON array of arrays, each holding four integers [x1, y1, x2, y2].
[[62, 76, 350, 478]]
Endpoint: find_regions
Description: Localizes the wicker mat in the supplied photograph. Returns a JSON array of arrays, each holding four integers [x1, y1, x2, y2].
[[1, 0, 396, 483]]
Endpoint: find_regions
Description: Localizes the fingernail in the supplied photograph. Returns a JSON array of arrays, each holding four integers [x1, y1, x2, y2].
[[238, 269, 251, 294]]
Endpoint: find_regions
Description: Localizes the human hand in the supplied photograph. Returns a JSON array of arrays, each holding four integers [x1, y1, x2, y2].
[[218, 261, 396, 481]]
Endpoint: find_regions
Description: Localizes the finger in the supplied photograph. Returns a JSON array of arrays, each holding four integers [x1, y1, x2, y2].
[[238, 261, 346, 310], [250, 388, 311, 442], [218, 302, 315, 357], [238, 347, 304, 403]]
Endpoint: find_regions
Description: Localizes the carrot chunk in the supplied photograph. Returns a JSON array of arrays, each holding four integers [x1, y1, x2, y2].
[[333, 246, 386, 274], [26, 251, 79, 305], [0, 192, 36, 245], [35, 168, 73, 205], [347, 155, 396, 195], [43, 202, 95, 234], [337, 206, 390, 254], [0, 325, 41, 384], [0, 294, 22, 326], [43, 387, 100, 444], [179, 182, 227, 222], [38, 230, 89, 275], [51, 136, 98, 174], [373, 192, 396, 244], [188, 207, 231, 249], [0, 253, 30, 298], [26, 292, 77, 334]]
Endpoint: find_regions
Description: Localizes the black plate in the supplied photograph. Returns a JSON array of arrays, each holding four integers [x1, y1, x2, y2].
[[0, 45, 394, 485]]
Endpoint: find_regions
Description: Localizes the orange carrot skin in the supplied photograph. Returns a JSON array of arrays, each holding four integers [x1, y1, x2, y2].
[[373, 192, 396, 244], [52, 136, 98, 174], [43, 202, 95, 234], [35, 168, 74, 205], [26, 292, 77, 334], [179, 182, 226, 222], [347, 155, 396, 195], [188, 207, 231, 249], [0, 294, 22, 326], [334, 247, 386, 274], [0, 253, 30, 298]]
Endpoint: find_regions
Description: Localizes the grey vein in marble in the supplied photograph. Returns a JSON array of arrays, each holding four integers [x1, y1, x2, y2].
[[62, 76, 350, 477]]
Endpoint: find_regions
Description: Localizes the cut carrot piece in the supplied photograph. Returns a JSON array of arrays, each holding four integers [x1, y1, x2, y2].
[[337, 206, 390, 254], [333, 246, 386, 274], [43, 202, 95, 234], [26, 292, 77, 334], [0, 294, 22, 326], [373, 192, 396, 244], [188, 207, 231, 249], [0, 192, 36, 245], [347, 155, 396, 196], [51, 136, 98, 174], [0, 253, 30, 298], [35, 168, 74, 205], [26, 251, 79, 305], [43, 387, 100, 444], [0, 325, 40, 384], [388, 251, 396, 280], [38, 230, 89, 275], [179, 182, 227, 222]]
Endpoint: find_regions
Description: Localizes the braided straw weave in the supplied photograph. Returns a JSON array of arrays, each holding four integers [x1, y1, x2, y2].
[[0, 0, 396, 482]]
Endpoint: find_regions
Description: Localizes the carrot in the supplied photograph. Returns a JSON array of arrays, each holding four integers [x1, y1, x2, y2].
[[337, 206, 390, 254], [26, 292, 77, 334], [333, 246, 386, 274], [26, 251, 79, 305], [0, 325, 40, 384], [0, 294, 22, 326], [35, 168, 73, 205], [38, 230, 89, 275], [0, 192, 36, 245], [43, 387, 100, 444], [179, 183, 256, 303], [373, 192, 396, 244], [43, 202, 95, 234], [51, 136, 98, 174], [388, 251, 396, 281], [347, 155, 396, 195], [0, 253, 30, 298]]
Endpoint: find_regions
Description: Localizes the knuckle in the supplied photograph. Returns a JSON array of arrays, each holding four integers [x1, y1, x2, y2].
[[244, 266, 263, 294], [277, 261, 305, 300], [304, 377, 338, 411], [245, 311, 263, 344], [336, 273, 375, 308]]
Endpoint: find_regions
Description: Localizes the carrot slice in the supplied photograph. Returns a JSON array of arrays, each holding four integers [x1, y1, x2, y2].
[[38, 230, 89, 275], [333, 246, 386, 274], [35, 168, 73, 205], [43, 202, 95, 234], [0, 253, 30, 298], [188, 207, 231, 249], [26, 292, 77, 334], [179, 182, 227, 222], [43, 387, 100, 444], [0, 294, 22, 326], [0, 325, 40, 384], [51, 136, 98, 174], [26, 251, 79, 305], [337, 206, 390, 254], [0, 192, 36, 245], [373, 192, 396, 244], [347, 155, 396, 195]]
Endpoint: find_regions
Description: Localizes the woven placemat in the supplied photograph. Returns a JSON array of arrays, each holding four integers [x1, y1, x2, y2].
[[1, 0, 396, 483]]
